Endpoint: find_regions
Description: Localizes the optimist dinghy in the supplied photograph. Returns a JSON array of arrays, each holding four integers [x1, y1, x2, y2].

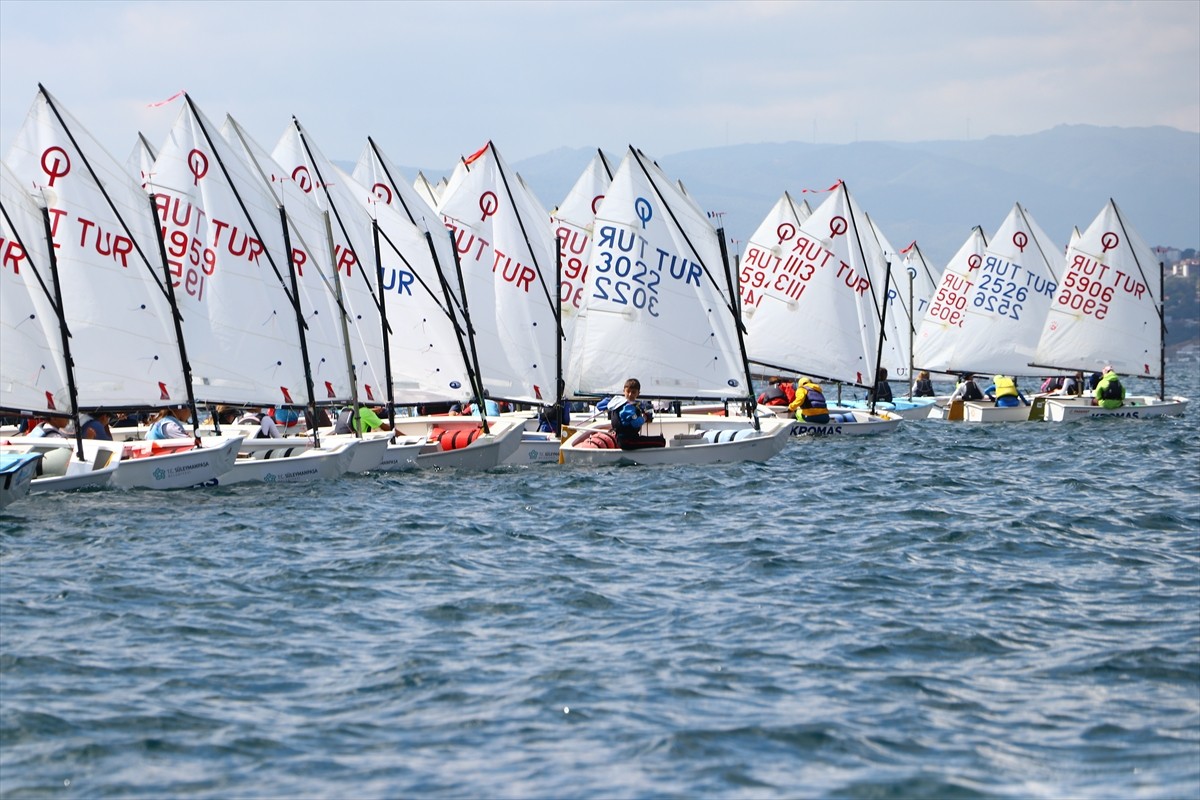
[[561, 147, 789, 467], [1030, 200, 1189, 422]]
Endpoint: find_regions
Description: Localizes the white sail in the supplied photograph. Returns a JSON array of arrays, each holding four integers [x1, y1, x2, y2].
[[436, 142, 559, 405], [913, 227, 989, 374], [148, 97, 312, 407], [127, 132, 157, 188], [864, 214, 911, 381], [920, 203, 1061, 376], [565, 147, 748, 400], [413, 171, 441, 209], [903, 241, 942, 325], [737, 191, 813, 312], [349, 138, 475, 403], [353, 136, 464, 318], [278, 122, 471, 405], [741, 182, 882, 386], [4, 87, 189, 407], [0, 164, 69, 413], [220, 116, 354, 404], [552, 149, 615, 335], [1033, 200, 1163, 378], [272, 121, 391, 405]]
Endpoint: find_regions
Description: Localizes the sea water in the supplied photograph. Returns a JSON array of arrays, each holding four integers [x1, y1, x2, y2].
[[2, 366, 1198, 799]]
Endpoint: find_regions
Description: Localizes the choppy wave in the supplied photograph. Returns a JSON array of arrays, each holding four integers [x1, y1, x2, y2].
[[2, 368, 1198, 798]]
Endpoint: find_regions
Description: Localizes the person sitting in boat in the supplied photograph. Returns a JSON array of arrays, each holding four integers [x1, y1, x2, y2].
[[788, 377, 831, 424], [756, 376, 791, 407], [28, 413, 71, 438], [536, 402, 569, 435], [333, 405, 393, 434], [1055, 372, 1085, 396], [984, 374, 1028, 407], [777, 377, 796, 404], [913, 370, 935, 397], [950, 373, 984, 402], [1039, 375, 1064, 393], [147, 405, 191, 440], [607, 378, 665, 450], [77, 411, 113, 440], [1094, 367, 1125, 408], [236, 408, 283, 439], [461, 390, 501, 418], [866, 367, 893, 404]]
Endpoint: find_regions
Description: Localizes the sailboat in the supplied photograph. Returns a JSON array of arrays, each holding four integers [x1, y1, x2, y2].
[[1031, 199, 1188, 421], [740, 181, 902, 435], [218, 114, 396, 475], [275, 124, 522, 469], [144, 95, 363, 483], [832, 216, 942, 420], [553, 149, 616, 324], [4, 86, 241, 489], [913, 203, 1061, 422], [561, 147, 791, 466], [433, 141, 564, 465], [0, 162, 124, 491]]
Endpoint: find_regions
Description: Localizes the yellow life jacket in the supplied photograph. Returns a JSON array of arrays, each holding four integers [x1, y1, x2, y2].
[[993, 375, 1017, 398]]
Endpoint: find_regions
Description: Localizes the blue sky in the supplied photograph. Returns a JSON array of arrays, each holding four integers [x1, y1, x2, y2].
[[2, 0, 1197, 171]]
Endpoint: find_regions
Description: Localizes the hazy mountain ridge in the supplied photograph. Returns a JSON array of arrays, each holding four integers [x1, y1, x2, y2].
[[494, 125, 1199, 269]]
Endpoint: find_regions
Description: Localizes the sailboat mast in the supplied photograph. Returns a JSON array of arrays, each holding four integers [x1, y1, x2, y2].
[[869, 261, 894, 416], [444, 231, 490, 435], [555, 244, 564, 418], [364, 137, 489, 420], [718, 228, 760, 428], [323, 210, 362, 423], [371, 219, 397, 426], [147, 193, 203, 445], [422, 230, 488, 430], [1159, 259, 1166, 401], [278, 206, 320, 445], [35, 206, 85, 460], [908, 266, 915, 398]]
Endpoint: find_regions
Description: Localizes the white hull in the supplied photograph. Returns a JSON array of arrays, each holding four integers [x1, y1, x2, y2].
[[506, 430, 562, 465], [111, 437, 244, 489], [220, 439, 359, 485], [0, 437, 123, 492], [839, 398, 942, 420], [392, 416, 525, 470], [757, 405, 903, 436], [931, 399, 1042, 423], [560, 416, 791, 466], [1042, 395, 1189, 422], [301, 432, 390, 473], [376, 437, 423, 471], [0, 452, 40, 509]]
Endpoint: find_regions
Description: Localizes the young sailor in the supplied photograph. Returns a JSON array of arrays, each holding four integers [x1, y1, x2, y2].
[[788, 377, 831, 424], [607, 378, 665, 450], [984, 374, 1028, 408], [1094, 367, 1125, 408]]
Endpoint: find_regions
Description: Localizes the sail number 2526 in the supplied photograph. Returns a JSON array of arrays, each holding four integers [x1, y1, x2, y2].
[[973, 273, 1026, 320]]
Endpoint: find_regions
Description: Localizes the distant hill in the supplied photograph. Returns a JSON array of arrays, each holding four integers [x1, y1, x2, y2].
[[367, 125, 1200, 346], [501, 125, 1200, 269]]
